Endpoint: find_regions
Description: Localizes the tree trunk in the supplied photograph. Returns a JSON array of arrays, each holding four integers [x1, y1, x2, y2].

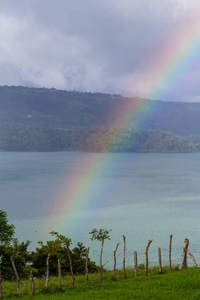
[[113, 243, 119, 278], [145, 239, 152, 276], [122, 235, 126, 278], [100, 239, 104, 282], [10, 256, 20, 296], [30, 270, 35, 296], [169, 235, 173, 271], [45, 253, 51, 287], [58, 259, 62, 289], [85, 247, 90, 284], [67, 247, 75, 287]]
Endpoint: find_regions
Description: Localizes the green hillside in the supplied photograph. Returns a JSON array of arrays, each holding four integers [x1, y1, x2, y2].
[[3, 268, 200, 299], [1, 86, 200, 152], [1, 86, 200, 136]]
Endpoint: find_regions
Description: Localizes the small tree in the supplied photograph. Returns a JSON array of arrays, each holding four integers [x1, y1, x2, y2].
[[31, 239, 97, 277], [0, 238, 31, 280], [30, 239, 63, 277], [36, 239, 63, 288], [0, 210, 15, 244], [89, 228, 111, 282], [50, 231, 75, 287]]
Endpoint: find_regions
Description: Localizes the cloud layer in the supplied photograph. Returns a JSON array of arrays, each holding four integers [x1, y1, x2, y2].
[[0, 0, 200, 101]]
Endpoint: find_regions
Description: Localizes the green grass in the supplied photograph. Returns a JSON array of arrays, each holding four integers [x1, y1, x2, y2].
[[3, 266, 200, 299]]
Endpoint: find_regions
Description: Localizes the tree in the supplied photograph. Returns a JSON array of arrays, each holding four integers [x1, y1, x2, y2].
[[30, 239, 64, 277], [50, 231, 75, 287], [0, 238, 31, 280], [30, 238, 97, 277], [89, 228, 111, 282], [0, 210, 15, 243]]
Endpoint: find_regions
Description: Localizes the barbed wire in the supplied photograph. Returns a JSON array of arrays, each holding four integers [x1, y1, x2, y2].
[[90, 244, 200, 270]]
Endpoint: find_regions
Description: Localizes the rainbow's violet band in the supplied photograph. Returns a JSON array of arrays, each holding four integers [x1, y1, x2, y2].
[[52, 5, 200, 234]]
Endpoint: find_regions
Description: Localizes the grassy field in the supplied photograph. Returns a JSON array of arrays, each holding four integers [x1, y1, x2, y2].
[[3, 266, 200, 299]]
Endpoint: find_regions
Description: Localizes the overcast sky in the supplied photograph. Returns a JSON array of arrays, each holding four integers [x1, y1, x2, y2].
[[1, 0, 200, 101]]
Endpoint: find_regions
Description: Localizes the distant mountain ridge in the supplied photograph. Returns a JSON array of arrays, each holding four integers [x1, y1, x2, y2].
[[1, 85, 200, 136]]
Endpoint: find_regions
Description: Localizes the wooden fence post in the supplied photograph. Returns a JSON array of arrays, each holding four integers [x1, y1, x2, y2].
[[134, 251, 138, 277], [183, 239, 189, 269], [85, 247, 90, 284], [122, 235, 126, 278], [45, 253, 51, 287], [58, 259, 62, 289], [100, 239, 104, 283], [67, 247, 75, 287], [158, 248, 162, 273], [10, 256, 20, 296], [30, 270, 35, 296], [179, 252, 186, 270], [179, 238, 189, 270], [145, 239, 152, 276], [187, 250, 200, 268], [113, 243, 119, 278], [169, 235, 173, 271], [0, 270, 2, 297]]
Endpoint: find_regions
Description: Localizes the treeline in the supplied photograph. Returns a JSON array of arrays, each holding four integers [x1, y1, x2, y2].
[[0, 210, 98, 281], [0, 123, 200, 152], [0, 237, 98, 281]]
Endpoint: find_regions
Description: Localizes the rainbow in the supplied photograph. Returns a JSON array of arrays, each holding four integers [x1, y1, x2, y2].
[[51, 4, 200, 235]]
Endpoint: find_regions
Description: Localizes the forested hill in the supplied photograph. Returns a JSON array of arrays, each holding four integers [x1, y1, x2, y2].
[[1, 85, 200, 136]]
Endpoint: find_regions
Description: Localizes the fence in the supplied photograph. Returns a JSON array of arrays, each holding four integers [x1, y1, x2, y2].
[[90, 235, 200, 270], [2, 235, 200, 297]]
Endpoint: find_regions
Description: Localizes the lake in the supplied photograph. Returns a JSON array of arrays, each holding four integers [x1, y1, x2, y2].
[[1, 151, 200, 269]]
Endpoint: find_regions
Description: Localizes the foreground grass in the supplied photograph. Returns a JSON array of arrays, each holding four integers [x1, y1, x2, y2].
[[3, 266, 200, 299]]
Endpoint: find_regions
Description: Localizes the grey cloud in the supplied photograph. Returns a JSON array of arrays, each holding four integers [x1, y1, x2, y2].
[[0, 0, 199, 101]]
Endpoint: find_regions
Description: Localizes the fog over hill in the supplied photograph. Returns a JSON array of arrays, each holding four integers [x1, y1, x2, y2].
[[1, 86, 200, 136]]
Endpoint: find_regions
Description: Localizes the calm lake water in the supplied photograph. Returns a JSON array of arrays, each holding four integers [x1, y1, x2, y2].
[[1, 151, 200, 269]]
